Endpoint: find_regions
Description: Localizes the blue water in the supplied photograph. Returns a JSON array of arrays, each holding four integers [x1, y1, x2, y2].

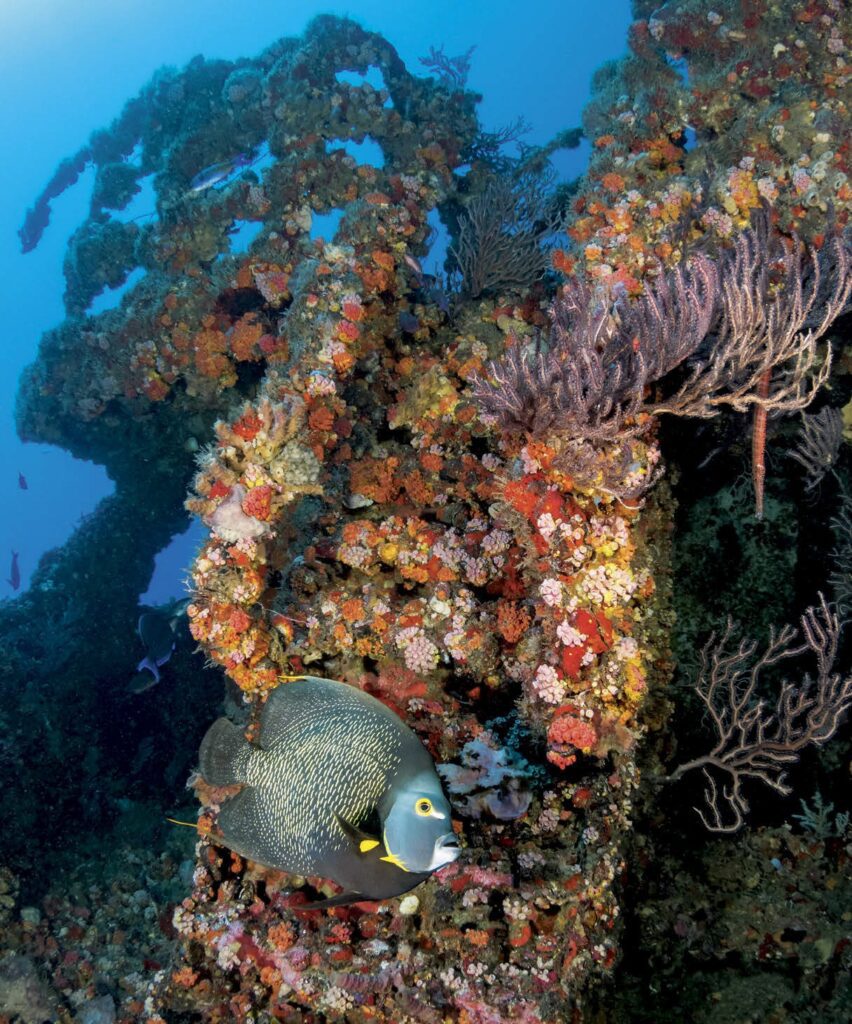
[[0, 0, 631, 604]]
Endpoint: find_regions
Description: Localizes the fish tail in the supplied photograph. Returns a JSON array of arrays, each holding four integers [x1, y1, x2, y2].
[[137, 657, 160, 684], [199, 717, 249, 786]]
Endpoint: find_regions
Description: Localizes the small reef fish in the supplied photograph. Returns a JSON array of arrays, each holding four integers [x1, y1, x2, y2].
[[133, 610, 176, 690], [199, 676, 460, 905], [398, 311, 420, 334], [17, 472, 27, 490], [7, 551, 20, 591], [402, 251, 450, 313], [403, 253, 423, 277], [188, 153, 253, 194]]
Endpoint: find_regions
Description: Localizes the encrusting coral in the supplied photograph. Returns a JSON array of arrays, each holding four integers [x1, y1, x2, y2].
[[150, 16, 667, 1021], [4, 2, 850, 1022]]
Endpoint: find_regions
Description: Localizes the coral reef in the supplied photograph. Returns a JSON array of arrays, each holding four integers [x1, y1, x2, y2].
[[1, 2, 850, 1023], [172, 328, 665, 1017], [160, 18, 666, 1017], [0, 836, 194, 1023], [570, 0, 850, 281]]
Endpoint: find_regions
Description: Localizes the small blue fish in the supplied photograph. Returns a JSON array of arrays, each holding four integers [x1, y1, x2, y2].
[[17, 472, 27, 490], [399, 311, 420, 334], [188, 153, 253, 194], [7, 551, 20, 591], [421, 278, 451, 315]]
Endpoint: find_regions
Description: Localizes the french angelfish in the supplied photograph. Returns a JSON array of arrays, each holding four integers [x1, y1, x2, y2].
[[198, 676, 461, 904], [134, 611, 176, 688]]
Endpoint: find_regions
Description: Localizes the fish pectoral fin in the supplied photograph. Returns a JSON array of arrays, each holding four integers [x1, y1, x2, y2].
[[334, 817, 409, 869], [333, 813, 382, 856], [380, 828, 410, 872]]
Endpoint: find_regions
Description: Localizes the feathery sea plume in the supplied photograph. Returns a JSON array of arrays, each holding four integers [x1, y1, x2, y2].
[[472, 217, 851, 442], [652, 219, 850, 421], [471, 253, 719, 438], [789, 406, 844, 491]]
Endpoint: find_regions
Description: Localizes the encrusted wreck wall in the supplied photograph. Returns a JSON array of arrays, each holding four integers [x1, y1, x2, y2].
[[2, 2, 849, 1022]]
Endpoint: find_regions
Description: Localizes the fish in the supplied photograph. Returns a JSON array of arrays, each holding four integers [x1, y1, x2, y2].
[[188, 153, 253, 194], [398, 311, 420, 334], [134, 610, 176, 688], [418, 276, 451, 315], [17, 472, 27, 490], [198, 676, 461, 904], [7, 551, 20, 591], [166, 597, 191, 633], [403, 253, 423, 278]]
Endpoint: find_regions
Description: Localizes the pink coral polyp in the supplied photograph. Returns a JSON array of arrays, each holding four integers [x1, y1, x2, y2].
[[548, 710, 598, 755], [242, 485, 273, 521]]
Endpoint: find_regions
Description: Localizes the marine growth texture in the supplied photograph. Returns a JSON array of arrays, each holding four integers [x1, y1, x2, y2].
[[9, 3, 851, 1023]]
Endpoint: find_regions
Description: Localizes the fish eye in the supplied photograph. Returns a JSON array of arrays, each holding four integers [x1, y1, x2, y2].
[[415, 798, 433, 816]]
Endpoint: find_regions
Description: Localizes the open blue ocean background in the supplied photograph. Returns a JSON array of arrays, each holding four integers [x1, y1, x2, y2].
[[0, 0, 630, 605]]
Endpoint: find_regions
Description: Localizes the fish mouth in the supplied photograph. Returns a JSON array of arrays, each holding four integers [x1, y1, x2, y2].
[[432, 833, 461, 867]]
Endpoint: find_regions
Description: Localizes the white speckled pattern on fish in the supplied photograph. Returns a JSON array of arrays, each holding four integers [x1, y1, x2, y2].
[[209, 677, 434, 877]]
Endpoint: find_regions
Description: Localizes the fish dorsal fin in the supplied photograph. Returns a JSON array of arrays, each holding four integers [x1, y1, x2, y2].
[[256, 676, 417, 759], [256, 677, 347, 748], [333, 813, 383, 856]]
